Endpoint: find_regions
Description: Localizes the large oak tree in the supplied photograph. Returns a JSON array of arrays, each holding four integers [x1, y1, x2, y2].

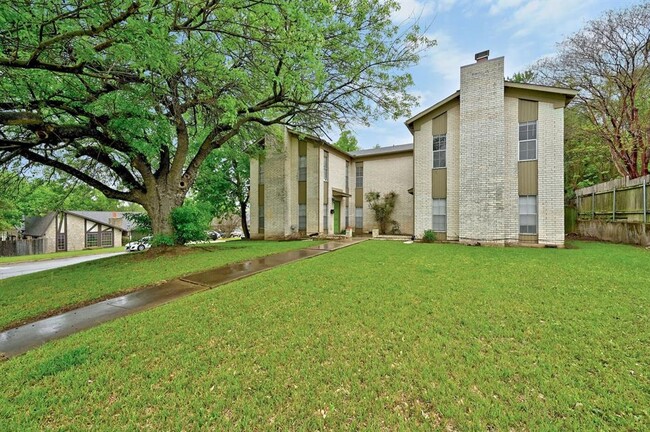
[[0, 0, 432, 235]]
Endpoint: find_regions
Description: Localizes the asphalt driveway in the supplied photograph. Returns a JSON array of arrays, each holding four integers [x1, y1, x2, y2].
[[0, 252, 127, 280]]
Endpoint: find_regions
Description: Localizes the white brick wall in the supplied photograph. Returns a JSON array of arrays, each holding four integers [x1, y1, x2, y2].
[[538, 102, 565, 246], [249, 158, 261, 239], [459, 57, 506, 244], [503, 97, 520, 243], [306, 142, 320, 234], [413, 120, 433, 237]]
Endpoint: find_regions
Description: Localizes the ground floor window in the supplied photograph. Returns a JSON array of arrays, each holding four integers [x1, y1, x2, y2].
[[259, 206, 264, 232], [86, 232, 99, 247], [355, 207, 363, 229], [519, 196, 537, 234], [322, 204, 328, 232], [101, 230, 113, 247], [298, 204, 307, 231], [56, 233, 66, 251], [432, 198, 447, 231]]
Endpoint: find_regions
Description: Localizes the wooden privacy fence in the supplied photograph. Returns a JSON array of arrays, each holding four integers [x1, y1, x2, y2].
[[0, 238, 47, 257], [574, 175, 650, 246], [576, 175, 649, 223]]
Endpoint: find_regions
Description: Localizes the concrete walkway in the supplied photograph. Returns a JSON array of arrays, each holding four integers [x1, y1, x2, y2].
[[0, 239, 363, 358], [0, 252, 127, 280]]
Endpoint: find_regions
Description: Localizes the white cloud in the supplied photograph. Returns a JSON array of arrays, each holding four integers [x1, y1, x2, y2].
[[391, 0, 435, 24], [423, 31, 474, 85], [487, 0, 525, 15]]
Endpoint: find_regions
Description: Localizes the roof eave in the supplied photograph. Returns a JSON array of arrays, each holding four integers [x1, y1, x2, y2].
[[404, 91, 461, 133]]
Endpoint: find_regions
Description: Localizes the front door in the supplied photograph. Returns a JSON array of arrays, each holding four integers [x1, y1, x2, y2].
[[333, 200, 341, 234]]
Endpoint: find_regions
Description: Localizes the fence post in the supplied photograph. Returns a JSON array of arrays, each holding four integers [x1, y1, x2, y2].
[[643, 177, 648, 227], [612, 187, 616, 221], [592, 191, 595, 220]]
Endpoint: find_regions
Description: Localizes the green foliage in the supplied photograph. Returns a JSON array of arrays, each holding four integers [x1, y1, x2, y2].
[[333, 130, 360, 152], [0, 0, 434, 235], [124, 212, 152, 234], [194, 141, 253, 218], [151, 234, 175, 247], [422, 229, 436, 243], [365, 190, 398, 235], [170, 203, 212, 245], [0, 170, 142, 230], [564, 106, 617, 200], [507, 69, 536, 83]]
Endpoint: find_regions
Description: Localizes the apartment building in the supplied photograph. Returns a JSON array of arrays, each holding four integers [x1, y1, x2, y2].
[[250, 52, 577, 246]]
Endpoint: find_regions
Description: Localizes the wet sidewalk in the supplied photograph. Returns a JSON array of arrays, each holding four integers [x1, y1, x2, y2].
[[0, 239, 363, 358]]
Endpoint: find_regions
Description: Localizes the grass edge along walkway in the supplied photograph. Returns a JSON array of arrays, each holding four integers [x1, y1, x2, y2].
[[0, 239, 364, 358]]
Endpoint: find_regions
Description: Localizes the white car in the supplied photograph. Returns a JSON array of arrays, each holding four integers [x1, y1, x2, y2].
[[229, 229, 245, 238], [125, 236, 152, 252]]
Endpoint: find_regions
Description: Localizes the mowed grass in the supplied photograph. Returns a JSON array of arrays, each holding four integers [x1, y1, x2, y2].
[[0, 240, 321, 330], [1, 241, 649, 430], [0, 246, 124, 264]]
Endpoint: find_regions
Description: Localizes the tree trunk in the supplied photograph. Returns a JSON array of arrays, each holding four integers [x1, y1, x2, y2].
[[142, 181, 188, 242], [240, 200, 250, 239]]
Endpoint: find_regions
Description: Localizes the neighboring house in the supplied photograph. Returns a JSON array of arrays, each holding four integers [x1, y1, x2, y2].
[[251, 52, 577, 246], [23, 211, 135, 253]]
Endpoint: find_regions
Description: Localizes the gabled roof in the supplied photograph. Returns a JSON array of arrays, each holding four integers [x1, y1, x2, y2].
[[350, 143, 413, 157], [405, 91, 460, 130], [405, 81, 579, 132], [23, 212, 56, 237], [66, 211, 136, 231]]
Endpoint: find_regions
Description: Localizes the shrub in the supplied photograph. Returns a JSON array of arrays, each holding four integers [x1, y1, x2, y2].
[[151, 234, 175, 247], [422, 230, 436, 243], [365, 190, 398, 235], [171, 203, 212, 244]]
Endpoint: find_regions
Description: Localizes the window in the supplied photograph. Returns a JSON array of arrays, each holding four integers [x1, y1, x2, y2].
[[101, 230, 113, 247], [56, 233, 66, 251], [356, 164, 363, 188], [322, 204, 328, 231], [432, 199, 447, 232], [299, 204, 307, 231], [345, 202, 349, 229], [298, 155, 307, 181], [432, 134, 446, 168], [258, 163, 264, 185], [519, 121, 537, 160], [323, 151, 329, 181], [345, 161, 350, 193], [259, 206, 264, 231], [355, 207, 363, 229], [519, 196, 537, 234], [86, 232, 98, 247]]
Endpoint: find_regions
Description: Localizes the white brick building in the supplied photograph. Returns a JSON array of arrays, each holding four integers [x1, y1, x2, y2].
[[251, 52, 576, 246]]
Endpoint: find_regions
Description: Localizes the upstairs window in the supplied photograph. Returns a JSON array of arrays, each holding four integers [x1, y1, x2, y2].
[[323, 151, 329, 181], [298, 155, 307, 181], [519, 121, 537, 161], [356, 164, 363, 188], [432, 135, 446, 168]]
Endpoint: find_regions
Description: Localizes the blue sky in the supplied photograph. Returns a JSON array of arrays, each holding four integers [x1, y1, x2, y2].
[[349, 0, 638, 149]]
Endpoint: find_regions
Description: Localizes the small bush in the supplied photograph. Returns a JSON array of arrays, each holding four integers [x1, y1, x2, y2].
[[422, 230, 436, 243], [171, 203, 212, 244], [151, 234, 175, 247]]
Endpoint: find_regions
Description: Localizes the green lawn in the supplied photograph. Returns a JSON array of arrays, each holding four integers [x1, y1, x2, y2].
[[0, 246, 124, 264], [1, 241, 649, 430], [0, 240, 321, 330]]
